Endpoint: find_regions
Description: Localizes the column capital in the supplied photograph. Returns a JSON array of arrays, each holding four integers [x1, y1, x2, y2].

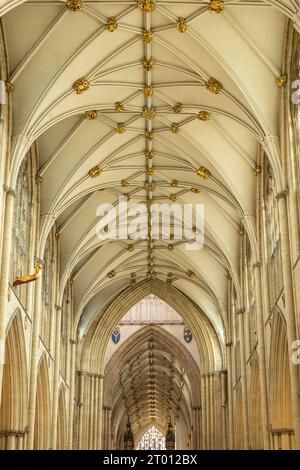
[[70, 338, 77, 345], [275, 189, 289, 200], [225, 341, 233, 347], [55, 304, 63, 313], [252, 261, 262, 269], [3, 184, 16, 198], [237, 307, 245, 315]]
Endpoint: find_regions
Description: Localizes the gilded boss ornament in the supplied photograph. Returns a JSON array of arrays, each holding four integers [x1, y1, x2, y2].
[[170, 122, 179, 134], [198, 111, 211, 121], [73, 77, 90, 94], [205, 77, 222, 95], [88, 165, 101, 178], [116, 123, 126, 134], [176, 18, 187, 33], [67, 0, 82, 11], [144, 85, 153, 96], [144, 57, 154, 71], [210, 0, 224, 13], [142, 107, 156, 120], [138, 0, 156, 13], [106, 17, 118, 32], [85, 110, 97, 120], [173, 103, 182, 113], [115, 101, 124, 112], [196, 167, 211, 179], [276, 73, 287, 87], [143, 30, 153, 43]]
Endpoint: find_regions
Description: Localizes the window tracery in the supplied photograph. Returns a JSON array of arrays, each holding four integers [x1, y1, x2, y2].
[[136, 426, 166, 450]]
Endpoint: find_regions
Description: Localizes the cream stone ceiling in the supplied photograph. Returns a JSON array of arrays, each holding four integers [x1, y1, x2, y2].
[[2, 1, 292, 342]]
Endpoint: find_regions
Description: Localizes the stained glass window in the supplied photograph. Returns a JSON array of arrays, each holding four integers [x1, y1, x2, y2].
[[136, 426, 166, 450]]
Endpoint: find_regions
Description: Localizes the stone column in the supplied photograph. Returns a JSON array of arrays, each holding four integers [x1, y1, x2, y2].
[[237, 307, 250, 449], [225, 342, 234, 449], [77, 371, 86, 449], [253, 261, 270, 449], [93, 376, 99, 450], [26, 257, 43, 450], [97, 377, 104, 449], [50, 305, 63, 449], [6, 432, 16, 450], [221, 371, 227, 450], [68, 339, 76, 449], [276, 190, 300, 449], [0, 186, 16, 402], [201, 376, 206, 449]]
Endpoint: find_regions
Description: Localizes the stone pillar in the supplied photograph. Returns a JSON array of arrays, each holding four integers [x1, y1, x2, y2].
[[226, 342, 234, 449], [26, 257, 44, 449], [0, 186, 16, 402], [253, 261, 270, 449], [88, 374, 95, 449], [77, 371, 86, 449], [6, 432, 16, 450], [97, 377, 104, 449], [50, 305, 63, 449], [276, 190, 300, 449], [221, 371, 227, 449], [201, 376, 206, 449], [237, 307, 249, 449], [93, 375, 99, 450], [68, 339, 76, 450]]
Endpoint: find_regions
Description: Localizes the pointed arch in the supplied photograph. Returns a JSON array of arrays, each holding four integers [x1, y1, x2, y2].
[[33, 354, 51, 449], [248, 353, 263, 449], [0, 309, 28, 449], [269, 310, 293, 449], [57, 385, 67, 450]]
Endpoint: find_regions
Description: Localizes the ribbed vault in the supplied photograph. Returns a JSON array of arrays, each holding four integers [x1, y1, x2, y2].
[[1, 2, 291, 353], [104, 324, 201, 447]]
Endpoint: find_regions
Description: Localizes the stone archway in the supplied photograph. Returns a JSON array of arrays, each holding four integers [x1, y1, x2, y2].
[[33, 355, 51, 450], [0, 310, 28, 450]]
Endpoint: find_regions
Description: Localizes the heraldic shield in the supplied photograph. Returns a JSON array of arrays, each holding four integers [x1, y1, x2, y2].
[[183, 325, 192, 343], [112, 326, 121, 344]]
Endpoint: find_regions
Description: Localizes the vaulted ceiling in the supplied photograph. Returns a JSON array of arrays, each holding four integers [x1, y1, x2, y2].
[[2, 0, 291, 342]]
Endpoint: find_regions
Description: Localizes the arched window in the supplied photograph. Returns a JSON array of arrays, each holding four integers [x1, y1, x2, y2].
[[10, 151, 34, 307], [136, 426, 166, 450]]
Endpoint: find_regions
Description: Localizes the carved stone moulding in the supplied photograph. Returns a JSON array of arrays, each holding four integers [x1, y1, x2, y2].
[[205, 77, 222, 95], [73, 77, 90, 94]]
